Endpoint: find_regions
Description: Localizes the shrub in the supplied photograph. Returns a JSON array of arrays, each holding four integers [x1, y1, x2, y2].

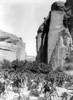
[[30, 61, 39, 73], [38, 62, 53, 74], [63, 65, 73, 71], [2, 59, 72, 88], [12, 76, 21, 88], [45, 71, 55, 83], [55, 71, 66, 87], [0, 82, 5, 94], [61, 92, 68, 100]]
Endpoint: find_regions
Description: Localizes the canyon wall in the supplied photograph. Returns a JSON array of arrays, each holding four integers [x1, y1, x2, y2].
[[0, 30, 27, 61], [36, 1, 72, 69]]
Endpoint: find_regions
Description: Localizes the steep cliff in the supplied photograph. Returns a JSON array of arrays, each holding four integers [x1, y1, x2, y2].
[[36, 1, 72, 70]]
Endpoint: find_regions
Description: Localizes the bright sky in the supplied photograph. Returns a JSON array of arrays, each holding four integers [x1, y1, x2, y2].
[[0, 0, 66, 56]]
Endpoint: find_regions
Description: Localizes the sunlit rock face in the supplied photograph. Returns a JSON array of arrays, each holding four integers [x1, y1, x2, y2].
[[48, 1, 72, 69], [51, 28, 72, 70], [36, 1, 72, 70], [0, 30, 27, 61]]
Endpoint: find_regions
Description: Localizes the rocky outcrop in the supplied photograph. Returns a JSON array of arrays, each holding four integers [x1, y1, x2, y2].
[[36, 1, 72, 70], [0, 30, 27, 61]]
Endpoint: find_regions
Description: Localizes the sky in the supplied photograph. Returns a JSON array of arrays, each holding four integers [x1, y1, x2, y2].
[[0, 0, 66, 56]]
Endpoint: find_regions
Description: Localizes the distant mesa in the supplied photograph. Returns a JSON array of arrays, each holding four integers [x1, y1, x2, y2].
[[27, 56, 35, 61], [0, 30, 27, 61]]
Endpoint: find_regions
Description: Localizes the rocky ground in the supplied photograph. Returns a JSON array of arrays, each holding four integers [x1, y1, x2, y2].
[[0, 71, 72, 100], [0, 59, 73, 100]]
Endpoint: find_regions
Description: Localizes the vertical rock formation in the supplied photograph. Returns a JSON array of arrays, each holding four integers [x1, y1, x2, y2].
[[47, 2, 65, 65], [36, 12, 51, 63], [36, 1, 72, 69]]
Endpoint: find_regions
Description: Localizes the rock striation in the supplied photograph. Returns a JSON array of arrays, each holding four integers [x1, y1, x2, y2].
[[0, 30, 27, 61]]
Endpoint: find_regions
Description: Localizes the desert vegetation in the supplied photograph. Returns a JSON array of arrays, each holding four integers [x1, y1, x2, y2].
[[0, 59, 73, 100], [0, 60, 69, 95]]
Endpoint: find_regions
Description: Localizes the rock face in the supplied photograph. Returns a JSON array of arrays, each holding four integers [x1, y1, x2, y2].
[[36, 1, 72, 70], [65, 0, 73, 39], [0, 30, 27, 61]]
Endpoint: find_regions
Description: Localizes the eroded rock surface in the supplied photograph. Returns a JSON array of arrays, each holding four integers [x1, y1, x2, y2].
[[36, 1, 72, 70], [0, 30, 27, 61]]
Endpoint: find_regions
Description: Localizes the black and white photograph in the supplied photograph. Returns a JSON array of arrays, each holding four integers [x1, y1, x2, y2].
[[0, 0, 73, 100]]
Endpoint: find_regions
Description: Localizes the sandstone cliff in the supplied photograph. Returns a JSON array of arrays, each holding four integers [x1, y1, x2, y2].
[[36, 1, 72, 70], [0, 30, 27, 61]]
